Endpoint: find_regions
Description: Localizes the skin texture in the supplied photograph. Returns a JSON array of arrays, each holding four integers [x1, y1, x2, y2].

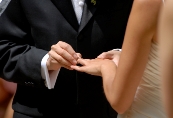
[[0, 79, 16, 118], [158, 0, 173, 117], [47, 41, 80, 71], [97, 50, 121, 66], [71, 0, 162, 114]]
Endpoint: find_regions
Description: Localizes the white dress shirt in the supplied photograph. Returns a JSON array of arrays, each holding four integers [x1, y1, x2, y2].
[[0, 0, 11, 16], [41, 0, 85, 89]]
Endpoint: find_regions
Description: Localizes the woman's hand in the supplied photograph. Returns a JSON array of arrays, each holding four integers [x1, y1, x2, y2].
[[97, 50, 121, 66], [71, 58, 116, 76]]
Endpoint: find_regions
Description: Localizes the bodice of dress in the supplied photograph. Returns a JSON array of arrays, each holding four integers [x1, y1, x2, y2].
[[118, 42, 167, 118]]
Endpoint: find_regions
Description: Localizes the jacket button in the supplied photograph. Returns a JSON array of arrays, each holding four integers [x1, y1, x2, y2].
[[25, 82, 34, 87]]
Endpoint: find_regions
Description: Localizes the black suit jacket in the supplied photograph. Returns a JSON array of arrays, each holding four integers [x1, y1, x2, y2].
[[0, 0, 133, 117]]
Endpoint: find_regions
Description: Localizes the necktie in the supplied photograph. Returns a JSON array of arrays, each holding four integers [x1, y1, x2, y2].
[[71, 0, 85, 24]]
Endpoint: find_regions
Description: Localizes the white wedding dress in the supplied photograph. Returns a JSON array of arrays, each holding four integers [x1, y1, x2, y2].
[[118, 42, 167, 118]]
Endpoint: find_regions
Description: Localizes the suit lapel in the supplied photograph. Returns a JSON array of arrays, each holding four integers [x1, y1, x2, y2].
[[51, 0, 79, 31], [78, 0, 100, 32]]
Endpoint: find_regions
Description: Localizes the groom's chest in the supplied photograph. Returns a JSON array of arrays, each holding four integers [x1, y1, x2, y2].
[[20, 0, 132, 29]]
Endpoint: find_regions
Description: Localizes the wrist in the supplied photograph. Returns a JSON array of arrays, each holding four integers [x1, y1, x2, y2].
[[101, 60, 116, 75]]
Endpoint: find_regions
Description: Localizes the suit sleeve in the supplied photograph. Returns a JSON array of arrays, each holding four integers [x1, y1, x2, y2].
[[0, 0, 48, 88]]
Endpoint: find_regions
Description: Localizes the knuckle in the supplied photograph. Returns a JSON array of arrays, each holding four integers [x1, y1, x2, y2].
[[48, 51, 53, 56], [51, 45, 56, 49], [59, 49, 65, 55], [58, 41, 63, 44], [63, 44, 70, 50], [57, 57, 62, 62], [101, 52, 106, 56], [48, 51, 52, 55]]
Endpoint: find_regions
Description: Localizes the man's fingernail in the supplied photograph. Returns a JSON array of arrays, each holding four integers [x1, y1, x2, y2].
[[73, 54, 78, 59], [73, 60, 77, 64]]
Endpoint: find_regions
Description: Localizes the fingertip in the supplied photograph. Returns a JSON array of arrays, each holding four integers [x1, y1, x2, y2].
[[72, 60, 77, 65], [73, 54, 78, 60], [70, 65, 75, 68], [70, 65, 77, 69], [76, 53, 82, 59]]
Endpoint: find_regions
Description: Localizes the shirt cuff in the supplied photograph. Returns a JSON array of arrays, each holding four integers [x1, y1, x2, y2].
[[41, 54, 60, 89]]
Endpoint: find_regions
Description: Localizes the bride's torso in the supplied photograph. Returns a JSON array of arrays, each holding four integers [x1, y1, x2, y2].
[[118, 41, 167, 118]]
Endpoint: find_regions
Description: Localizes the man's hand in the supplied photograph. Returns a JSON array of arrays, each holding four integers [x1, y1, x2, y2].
[[47, 41, 81, 70], [97, 50, 121, 66]]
